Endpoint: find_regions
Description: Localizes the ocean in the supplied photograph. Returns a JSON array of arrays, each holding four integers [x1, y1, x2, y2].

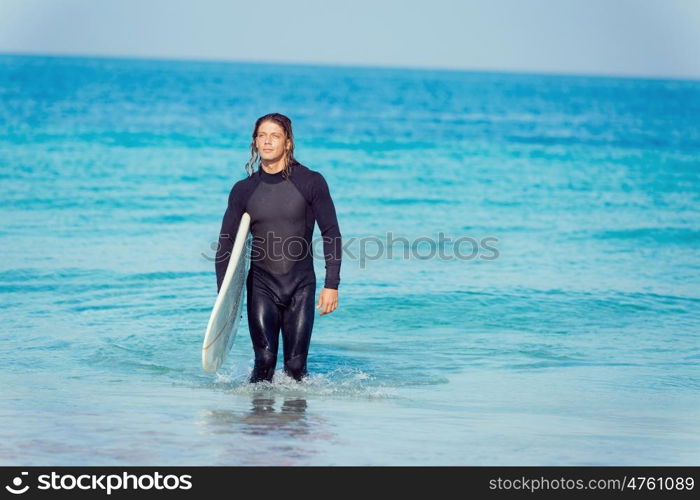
[[1, 54, 699, 465]]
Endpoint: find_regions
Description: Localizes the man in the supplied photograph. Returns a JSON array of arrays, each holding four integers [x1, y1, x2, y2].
[[215, 113, 341, 383]]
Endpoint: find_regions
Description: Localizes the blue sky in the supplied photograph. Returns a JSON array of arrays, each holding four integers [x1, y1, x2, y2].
[[1, 0, 699, 79]]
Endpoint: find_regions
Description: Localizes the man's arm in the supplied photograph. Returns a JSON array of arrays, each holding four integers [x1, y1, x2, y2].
[[215, 184, 245, 293], [309, 172, 342, 289]]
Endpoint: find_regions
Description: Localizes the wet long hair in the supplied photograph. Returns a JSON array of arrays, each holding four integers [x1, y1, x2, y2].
[[244, 113, 298, 179]]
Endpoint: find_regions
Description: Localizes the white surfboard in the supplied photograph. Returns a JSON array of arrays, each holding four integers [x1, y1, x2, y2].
[[202, 212, 252, 373]]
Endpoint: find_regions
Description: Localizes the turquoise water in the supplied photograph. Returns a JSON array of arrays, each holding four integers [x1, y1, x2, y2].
[[1, 54, 699, 465]]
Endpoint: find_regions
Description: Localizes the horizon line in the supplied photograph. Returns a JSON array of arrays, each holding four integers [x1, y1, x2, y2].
[[1, 50, 698, 83]]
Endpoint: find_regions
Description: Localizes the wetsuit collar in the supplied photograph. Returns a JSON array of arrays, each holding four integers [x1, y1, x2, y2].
[[257, 160, 298, 184], [258, 167, 285, 184]]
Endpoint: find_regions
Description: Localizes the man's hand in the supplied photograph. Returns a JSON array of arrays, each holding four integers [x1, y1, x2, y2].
[[316, 288, 338, 316]]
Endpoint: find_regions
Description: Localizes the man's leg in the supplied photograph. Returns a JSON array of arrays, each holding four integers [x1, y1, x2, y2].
[[247, 268, 282, 383], [280, 281, 316, 381]]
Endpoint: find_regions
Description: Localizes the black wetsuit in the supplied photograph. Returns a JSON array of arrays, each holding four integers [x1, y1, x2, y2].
[[215, 160, 342, 382]]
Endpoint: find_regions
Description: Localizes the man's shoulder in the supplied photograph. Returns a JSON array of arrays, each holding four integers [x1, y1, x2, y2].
[[292, 161, 326, 183], [224, 174, 259, 207], [230, 173, 258, 193], [292, 161, 312, 176]]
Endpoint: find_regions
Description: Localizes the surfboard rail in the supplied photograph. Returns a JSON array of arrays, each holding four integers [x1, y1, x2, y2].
[[202, 212, 251, 373]]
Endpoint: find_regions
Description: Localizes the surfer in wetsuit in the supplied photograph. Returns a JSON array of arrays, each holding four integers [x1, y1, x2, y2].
[[215, 113, 341, 383]]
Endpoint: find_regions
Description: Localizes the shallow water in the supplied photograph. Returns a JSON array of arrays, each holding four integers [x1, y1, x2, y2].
[[1, 54, 699, 465]]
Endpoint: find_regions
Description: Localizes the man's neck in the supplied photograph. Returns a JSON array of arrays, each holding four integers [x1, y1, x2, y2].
[[260, 157, 286, 174]]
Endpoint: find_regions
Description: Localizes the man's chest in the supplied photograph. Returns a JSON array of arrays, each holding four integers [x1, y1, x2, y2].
[[246, 181, 308, 226]]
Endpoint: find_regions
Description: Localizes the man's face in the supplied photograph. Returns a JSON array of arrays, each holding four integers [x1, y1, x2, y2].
[[255, 121, 290, 163]]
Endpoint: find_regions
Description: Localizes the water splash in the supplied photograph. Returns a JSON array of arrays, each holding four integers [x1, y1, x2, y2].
[[212, 366, 395, 399]]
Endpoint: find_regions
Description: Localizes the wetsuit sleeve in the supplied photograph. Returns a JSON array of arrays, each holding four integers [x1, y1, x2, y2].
[[310, 172, 342, 289], [215, 183, 245, 293]]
